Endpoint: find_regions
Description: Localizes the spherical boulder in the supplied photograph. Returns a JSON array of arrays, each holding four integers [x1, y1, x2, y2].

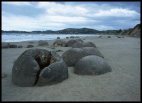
[[62, 48, 86, 66], [62, 47, 104, 66], [2, 43, 10, 48], [74, 55, 112, 75], [65, 39, 83, 47], [83, 42, 96, 47], [53, 39, 66, 47], [27, 45, 34, 48], [36, 60, 68, 86], [38, 40, 49, 46], [82, 47, 104, 58], [71, 42, 84, 48]]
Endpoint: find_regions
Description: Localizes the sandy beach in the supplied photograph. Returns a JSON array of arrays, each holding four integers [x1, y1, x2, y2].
[[2, 35, 140, 101]]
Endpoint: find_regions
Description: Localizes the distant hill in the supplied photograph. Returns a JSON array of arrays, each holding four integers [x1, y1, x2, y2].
[[2, 24, 140, 37]]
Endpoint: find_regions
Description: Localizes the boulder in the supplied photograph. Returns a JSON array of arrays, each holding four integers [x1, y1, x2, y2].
[[12, 49, 51, 87], [27, 45, 34, 48], [82, 47, 104, 58], [36, 60, 68, 86], [2, 43, 10, 48], [83, 42, 96, 47], [17, 45, 23, 48], [62, 48, 86, 66], [53, 39, 66, 47], [62, 47, 104, 66], [65, 39, 83, 47], [9, 44, 17, 48], [12, 49, 68, 87], [74, 55, 112, 75], [71, 42, 84, 48], [38, 40, 49, 46], [57, 37, 60, 39]]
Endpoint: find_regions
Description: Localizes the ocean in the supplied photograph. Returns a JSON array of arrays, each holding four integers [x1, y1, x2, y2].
[[2, 33, 100, 42]]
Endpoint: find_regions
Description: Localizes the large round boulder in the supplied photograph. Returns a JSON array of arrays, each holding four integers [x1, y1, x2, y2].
[[82, 47, 104, 58], [65, 39, 83, 47], [53, 39, 66, 47], [62, 48, 86, 66], [38, 40, 49, 46], [2, 43, 10, 48], [36, 60, 68, 86], [12, 49, 68, 87], [74, 55, 112, 75], [62, 47, 104, 66], [83, 42, 96, 47]]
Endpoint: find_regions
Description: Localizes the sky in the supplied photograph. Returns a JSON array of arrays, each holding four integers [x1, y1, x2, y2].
[[2, 1, 141, 31]]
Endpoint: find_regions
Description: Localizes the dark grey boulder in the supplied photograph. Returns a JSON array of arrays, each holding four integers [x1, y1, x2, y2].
[[17, 45, 23, 48], [53, 39, 66, 47], [82, 47, 104, 58], [71, 41, 96, 48], [36, 60, 68, 86], [83, 42, 96, 47], [62, 47, 104, 66], [71, 42, 84, 48], [27, 45, 34, 48], [74, 55, 112, 75], [12, 49, 52, 87], [62, 48, 86, 66], [38, 40, 49, 46], [65, 39, 83, 47], [57, 37, 60, 39], [2, 43, 10, 48], [9, 44, 17, 48]]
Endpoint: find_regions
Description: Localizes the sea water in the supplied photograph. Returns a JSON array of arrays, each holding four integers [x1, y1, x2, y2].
[[2, 33, 100, 42]]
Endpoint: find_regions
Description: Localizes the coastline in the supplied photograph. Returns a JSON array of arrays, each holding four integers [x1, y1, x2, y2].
[[2, 35, 140, 101]]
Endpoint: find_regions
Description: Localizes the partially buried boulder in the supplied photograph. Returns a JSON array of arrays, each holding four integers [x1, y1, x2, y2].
[[12, 49, 68, 87], [62, 48, 86, 66], [27, 45, 34, 48], [62, 47, 104, 66], [65, 39, 83, 47], [82, 47, 104, 58], [36, 60, 68, 86], [71, 41, 96, 48], [83, 42, 96, 47], [2, 43, 10, 48], [74, 55, 112, 75], [53, 39, 66, 47], [38, 40, 49, 46]]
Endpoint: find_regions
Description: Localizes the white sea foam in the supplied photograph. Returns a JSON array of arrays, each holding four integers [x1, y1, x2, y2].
[[2, 33, 100, 42]]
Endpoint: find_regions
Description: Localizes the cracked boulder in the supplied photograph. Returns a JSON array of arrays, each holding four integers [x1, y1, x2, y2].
[[12, 49, 68, 87], [74, 55, 112, 75]]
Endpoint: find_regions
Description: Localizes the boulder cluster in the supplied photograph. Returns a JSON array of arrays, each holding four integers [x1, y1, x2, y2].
[[12, 38, 112, 87]]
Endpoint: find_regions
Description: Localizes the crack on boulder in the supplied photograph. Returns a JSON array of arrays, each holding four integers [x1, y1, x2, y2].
[[33, 52, 52, 85]]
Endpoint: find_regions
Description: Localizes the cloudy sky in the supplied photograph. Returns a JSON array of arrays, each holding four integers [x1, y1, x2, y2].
[[2, 1, 140, 31]]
